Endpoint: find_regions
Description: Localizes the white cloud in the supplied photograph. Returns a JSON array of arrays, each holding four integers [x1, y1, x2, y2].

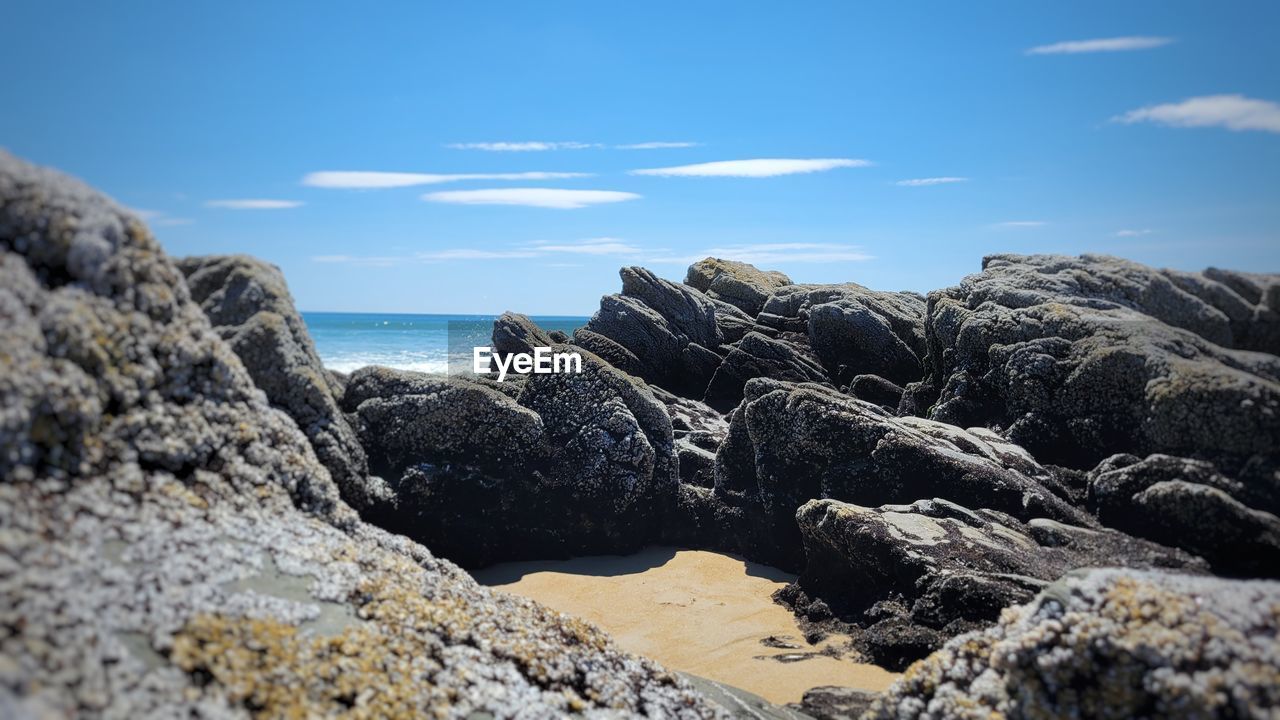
[[422, 188, 641, 209], [1026, 36, 1174, 55], [1112, 94, 1280, 134], [615, 141, 700, 150], [129, 207, 195, 226], [1115, 228, 1154, 237], [415, 248, 539, 260], [302, 170, 592, 188], [446, 141, 600, 151], [992, 221, 1046, 228], [630, 158, 871, 178], [648, 242, 872, 265], [530, 237, 643, 255], [896, 177, 969, 187], [205, 199, 303, 210]]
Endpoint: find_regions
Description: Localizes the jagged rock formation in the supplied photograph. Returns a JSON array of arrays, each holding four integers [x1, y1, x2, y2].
[[867, 569, 1280, 719], [0, 151, 725, 718], [685, 256, 792, 316], [177, 254, 393, 512], [921, 253, 1280, 473], [784, 498, 1205, 668], [335, 349, 679, 566]]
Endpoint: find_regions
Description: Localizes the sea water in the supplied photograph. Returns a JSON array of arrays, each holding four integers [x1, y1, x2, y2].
[[301, 312, 590, 374]]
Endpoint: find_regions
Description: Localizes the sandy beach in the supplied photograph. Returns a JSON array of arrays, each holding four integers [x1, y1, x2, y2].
[[472, 547, 898, 705]]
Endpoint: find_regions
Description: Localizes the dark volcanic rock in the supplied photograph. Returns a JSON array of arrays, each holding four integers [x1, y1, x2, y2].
[[789, 686, 880, 720], [717, 379, 1091, 531], [177, 253, 392, 512], [583, 267, 728, 397], [760, 284, 927, 388], [787, 498, 1205, 668], [868, 569, 1280, 719], [0, 150, 723, 718], [703, 332, 832, 412], [846, 374, 904, 409], [685, 257, 793, 316], [1089, 453, 1280, 577], [925, 253, 1280, 473], [490, 310, 555, 358]]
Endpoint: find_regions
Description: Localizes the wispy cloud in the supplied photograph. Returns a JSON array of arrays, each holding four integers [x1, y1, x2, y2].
[[648, 242, 872, 265], [1026, 36, 1174, 55], [992, 221, 1046, 228], [205, 199, 303, 210], [631, 158, 871, 178], [446, 141, 600, 151], [302, 170, 592, 189], [615, 141, 700, 150], [311, 237, 644, 265], [530, 237, 643, 255], [1112, 94, 1280, 134], [1115, 228, 1154, 237], [447, 140, 699, 151], [896, 177, 969, 187], [129, 207, 195, 226], [422, 188, 641, 209]]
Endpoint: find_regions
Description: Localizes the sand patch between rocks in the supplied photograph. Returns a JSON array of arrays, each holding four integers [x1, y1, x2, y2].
[[472, 547, 898, 705]]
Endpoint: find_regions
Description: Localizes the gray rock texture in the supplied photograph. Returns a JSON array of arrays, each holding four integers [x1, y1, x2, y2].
[[759, 284, 927, 388], [0, 150, 725, 718], [685, 257, 793, 316], [924, 253, 1280, 473], [867, 569, 1280, 719], [1089, 453, 1280, 577], [582, 266, 729, 397], [785, 498, 1204, 668], [177, 254, 391, 512]]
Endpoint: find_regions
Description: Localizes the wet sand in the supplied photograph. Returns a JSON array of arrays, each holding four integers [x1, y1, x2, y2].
[[471, 547, 897, 705]]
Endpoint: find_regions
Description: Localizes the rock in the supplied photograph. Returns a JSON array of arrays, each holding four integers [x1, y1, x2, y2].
[[925, 253, 1280, 473], [1089, 454, 1280, 577], [177, 254, 391, 512], [717, 379, 1092, 532], [846, 374, 903, 409], [703, 332, 832, 412], [685, 257, 793, 316], [786, 498, 1205, 668], [0, 150, 725, 718], [788, 686, 880, 720], [867, 569, 1280, 719], [490, 310, 555, 358], [759, 284, 927, 388]]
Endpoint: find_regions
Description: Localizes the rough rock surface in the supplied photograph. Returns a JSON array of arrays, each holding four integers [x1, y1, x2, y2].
[[787, 686, 880, 720], [341, 349, 680, 566], [787, 498, 1205, 668], [868, 569, 1280, 719], [1088, 453, 1280, 577], [685, 257, 793, 316], [759, 284, 927, 388], [177, 254, 391, 512], [0, 150, 726, 718], [924, 253, 1280, 473]]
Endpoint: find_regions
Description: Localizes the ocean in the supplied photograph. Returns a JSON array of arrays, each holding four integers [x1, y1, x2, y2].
[[302, 312, 591, 374]]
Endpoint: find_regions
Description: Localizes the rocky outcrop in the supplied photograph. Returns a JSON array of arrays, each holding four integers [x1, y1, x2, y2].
[[489, 310, 556, 358], [581, 267, 728, 397], [1089, 453, 1280, 577], [177, 254, 391, 512], [703, 332, 832, 412], [759, 284, 927, 388], [0, 151, 725, 718], [685, 257, 792, 316], [341, 349, 681, 566], [868, 569, 1280, 719], [924, 253, 1280, 473], [785, 498, 1205, 668]]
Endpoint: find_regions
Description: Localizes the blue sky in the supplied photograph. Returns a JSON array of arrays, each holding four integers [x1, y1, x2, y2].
[[4, 1, 1278, 314]]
